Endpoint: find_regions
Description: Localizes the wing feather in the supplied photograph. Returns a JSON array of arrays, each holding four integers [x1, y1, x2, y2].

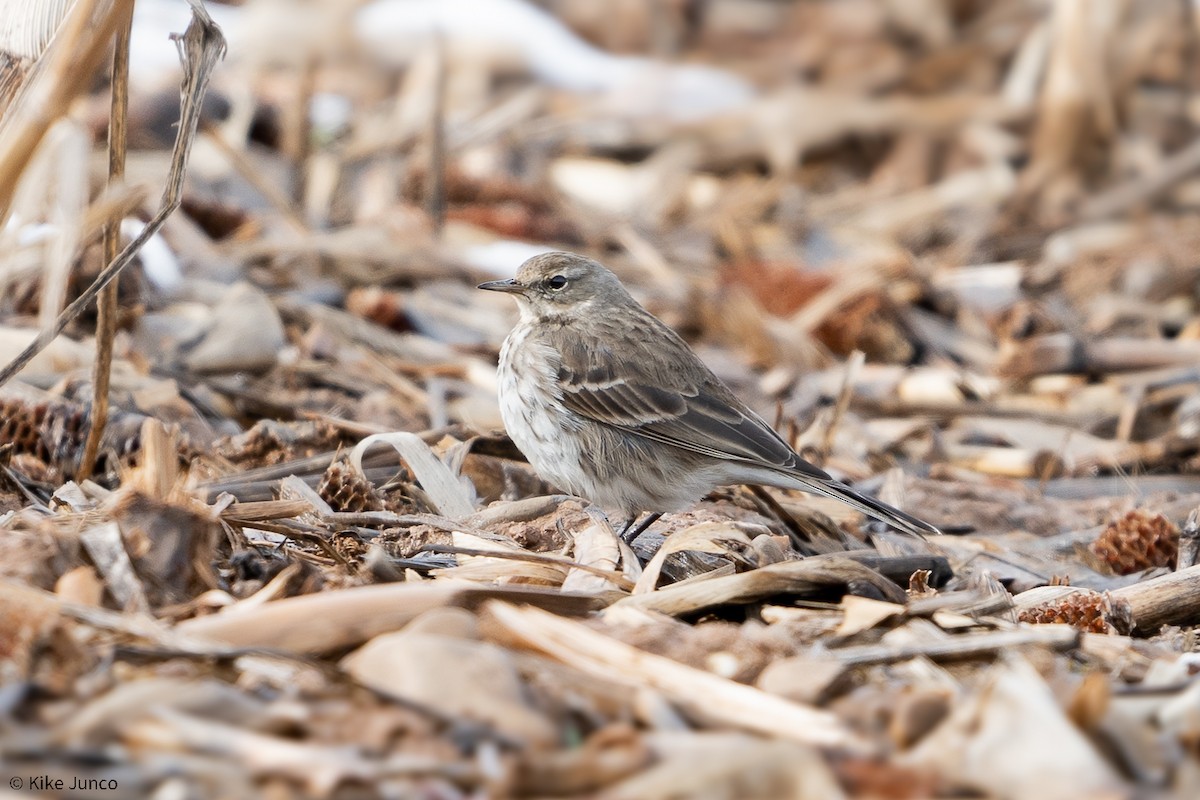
[[550, 318, 832, 482]]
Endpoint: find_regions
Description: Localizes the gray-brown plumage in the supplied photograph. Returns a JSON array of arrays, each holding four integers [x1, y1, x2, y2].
[[480, 251, 939, 538]]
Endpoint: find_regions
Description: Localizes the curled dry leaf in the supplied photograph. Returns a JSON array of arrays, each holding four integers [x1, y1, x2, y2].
[[630, 521, 756, 595], [351, 431, 476, 518], [562, 518, 624, 594]]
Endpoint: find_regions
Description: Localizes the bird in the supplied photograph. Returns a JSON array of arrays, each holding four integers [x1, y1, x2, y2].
[[479, 251, 939, 541]]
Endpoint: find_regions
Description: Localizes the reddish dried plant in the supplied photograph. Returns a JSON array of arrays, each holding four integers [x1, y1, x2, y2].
[[346, 286, 409, 332], [719, 260, 914, 361], [1090, 510, 1179, 575], [1018, 592, 1110, 634]]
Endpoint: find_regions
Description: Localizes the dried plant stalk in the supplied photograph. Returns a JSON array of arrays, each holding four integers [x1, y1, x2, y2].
[[0, 0, 133, 219], [0, 0, 227, 390], [80, 0, 134, 479], [485, 601, 865, 751]]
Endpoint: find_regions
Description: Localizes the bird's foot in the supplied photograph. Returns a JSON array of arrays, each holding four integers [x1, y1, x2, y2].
[[619, 512, 663, 544]]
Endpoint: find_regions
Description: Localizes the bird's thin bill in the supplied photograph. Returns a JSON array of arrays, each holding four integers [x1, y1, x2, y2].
[[477, 279, 524, 293]]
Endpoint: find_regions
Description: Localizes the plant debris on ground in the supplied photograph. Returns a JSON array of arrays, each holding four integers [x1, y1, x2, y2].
[[1, 1, 1200, 798]]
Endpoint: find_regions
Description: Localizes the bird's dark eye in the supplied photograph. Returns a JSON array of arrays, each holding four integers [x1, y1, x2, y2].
[[548, 275, 568, 290]]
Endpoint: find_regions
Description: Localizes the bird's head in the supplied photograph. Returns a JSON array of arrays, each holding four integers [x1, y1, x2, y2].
[[478, 252, 630, 319]]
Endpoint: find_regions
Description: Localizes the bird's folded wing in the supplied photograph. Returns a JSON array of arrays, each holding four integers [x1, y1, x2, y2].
[[558, 366, 833, 482]]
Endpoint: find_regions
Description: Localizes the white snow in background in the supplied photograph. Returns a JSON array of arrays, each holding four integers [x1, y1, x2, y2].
[[121, 219, 182, 293], [355, 0, 754, 121], [129, 0, 753, 122]]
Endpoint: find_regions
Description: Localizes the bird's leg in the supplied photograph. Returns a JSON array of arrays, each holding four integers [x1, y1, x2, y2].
[[620, 512, 663, 544], [618, 516, 638, 539]]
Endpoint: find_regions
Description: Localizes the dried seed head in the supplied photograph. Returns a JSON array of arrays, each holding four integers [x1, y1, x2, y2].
[[1090, 509, 1179, 575], [318, 458, 386, 513], [1018, 592, 1110, 634], [0, 396, 143, 473]]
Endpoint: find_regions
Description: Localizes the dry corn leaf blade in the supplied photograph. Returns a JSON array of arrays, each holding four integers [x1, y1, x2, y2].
[[124, 708, 378, 796], [835, 595, 907, 637], [615, 557, 905, 618], [602, 732, 847, 800], [351, 431, 475, 518], [175, 582, 598, 653], [342, 622, 557, 747], [902, 657, 1126, 799], [485, 600, 865, 751]]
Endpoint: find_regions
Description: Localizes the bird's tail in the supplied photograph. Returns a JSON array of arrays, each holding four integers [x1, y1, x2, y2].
[[791, 475, 940, 538]]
